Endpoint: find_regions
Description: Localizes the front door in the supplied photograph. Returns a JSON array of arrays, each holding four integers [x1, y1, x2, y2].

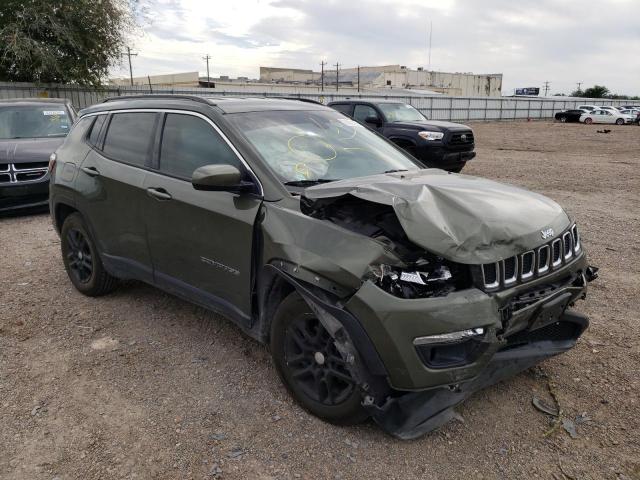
[[142, 112, 262, 325], [353, 104, 383, 132]]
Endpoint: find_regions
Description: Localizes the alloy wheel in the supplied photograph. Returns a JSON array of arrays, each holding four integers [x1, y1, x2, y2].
[[66, 228, 93, 283], [284, 316, 356, 406]]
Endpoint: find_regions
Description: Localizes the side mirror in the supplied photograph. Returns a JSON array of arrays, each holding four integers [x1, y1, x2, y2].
[[364, 115, 382, 127], [192, 164, 251, 192]]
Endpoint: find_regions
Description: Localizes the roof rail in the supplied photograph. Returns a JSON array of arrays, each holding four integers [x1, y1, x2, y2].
[[278, 97, 324, 105], [102, 94, 213, 105]]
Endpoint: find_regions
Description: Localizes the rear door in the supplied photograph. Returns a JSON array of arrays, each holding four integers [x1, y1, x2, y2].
[[76, 111, 159, 282], [142, 111, 262, 324]]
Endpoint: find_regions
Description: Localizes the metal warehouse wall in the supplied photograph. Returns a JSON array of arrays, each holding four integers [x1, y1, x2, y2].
[[0, 82, 631, 121]]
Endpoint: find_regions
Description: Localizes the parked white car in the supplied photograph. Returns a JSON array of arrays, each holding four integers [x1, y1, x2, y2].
[[578, 105, 599, 112], [580, 109, 633, 125], [599, 106, 622, 113]]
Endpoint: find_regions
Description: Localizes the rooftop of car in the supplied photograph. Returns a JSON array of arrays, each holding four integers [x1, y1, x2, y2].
[[82, 95, 328, 115], [328, 99, 408, 105], [0, 98, 71, 105]]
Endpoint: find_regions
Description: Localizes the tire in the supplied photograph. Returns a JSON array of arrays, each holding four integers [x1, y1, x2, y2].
[[270, 292, 369, 425], [584, 117, 593, 125], [560, 116, 567, 123], [615, 118, 624, 125], [61, 213, 118, 296]]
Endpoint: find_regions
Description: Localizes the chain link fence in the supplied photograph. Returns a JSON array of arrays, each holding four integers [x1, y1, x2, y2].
[[0, 81, 631, 122]]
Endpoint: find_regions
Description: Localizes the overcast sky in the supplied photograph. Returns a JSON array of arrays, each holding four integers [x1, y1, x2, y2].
[[111, 0, 640, 96]]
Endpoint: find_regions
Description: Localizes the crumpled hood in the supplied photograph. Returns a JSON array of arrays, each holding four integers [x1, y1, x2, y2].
[[0, 137, 65, 164], [303, 169, 571, 264]]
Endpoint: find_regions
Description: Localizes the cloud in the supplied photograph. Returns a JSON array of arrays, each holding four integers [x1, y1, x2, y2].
[[111, 0, 640, 95]]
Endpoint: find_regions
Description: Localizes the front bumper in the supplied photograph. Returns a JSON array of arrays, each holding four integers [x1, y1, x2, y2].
[[416, 145, 476, 171], [345, 252, 590, 391], [0, 178, 50, 213], [369, 309, 588, 439]]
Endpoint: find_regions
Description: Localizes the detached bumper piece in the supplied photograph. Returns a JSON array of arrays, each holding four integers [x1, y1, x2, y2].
[[369, 310, 588, 440]]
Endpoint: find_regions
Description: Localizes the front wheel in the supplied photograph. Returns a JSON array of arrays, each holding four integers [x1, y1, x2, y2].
[[584, 117, 593, 124], [270, 292, 369, 425], [615, 118, 624, 125], [61, 213, 118, 296], [560, 116, 567, 123]]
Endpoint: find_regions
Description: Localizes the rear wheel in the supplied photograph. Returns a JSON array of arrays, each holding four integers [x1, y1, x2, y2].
[[270, 292, 368, 425], [615, 118, 624, 125], [584, 117, 593, 124], [61, 213, 118, 296]]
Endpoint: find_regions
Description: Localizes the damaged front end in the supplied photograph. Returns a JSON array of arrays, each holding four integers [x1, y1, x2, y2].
[[283, 170, 598, 439]]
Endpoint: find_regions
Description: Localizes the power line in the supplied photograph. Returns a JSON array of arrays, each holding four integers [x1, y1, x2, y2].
[[335, 62, 340, 92], [543, 80, 550, 96], [320, 60, 326, 92], [122, 46, 138, 86], [203, 54, 212, 88]]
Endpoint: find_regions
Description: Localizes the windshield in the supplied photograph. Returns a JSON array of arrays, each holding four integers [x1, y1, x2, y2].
[[377, 103, 426, 123], [226, 110, 421, 184], [0, 105, 72, 139]]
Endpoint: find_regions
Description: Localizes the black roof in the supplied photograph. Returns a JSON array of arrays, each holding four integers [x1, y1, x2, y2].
[[94, 94, 327, 114]]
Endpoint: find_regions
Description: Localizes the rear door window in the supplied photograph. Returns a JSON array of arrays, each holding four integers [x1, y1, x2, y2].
[[103, 112, 157, 167], [158, 113, 241, 179]]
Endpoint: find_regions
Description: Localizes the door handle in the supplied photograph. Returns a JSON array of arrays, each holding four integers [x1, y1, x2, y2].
[[81, 166, 100, 177], [146, 187, 172, 201]]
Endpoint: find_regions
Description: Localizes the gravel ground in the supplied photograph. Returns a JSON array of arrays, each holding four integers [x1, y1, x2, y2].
[[1, 121, 639, 480]]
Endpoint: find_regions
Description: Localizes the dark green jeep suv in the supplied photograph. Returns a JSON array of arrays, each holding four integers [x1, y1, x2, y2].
[[50, 95, 596, 439]]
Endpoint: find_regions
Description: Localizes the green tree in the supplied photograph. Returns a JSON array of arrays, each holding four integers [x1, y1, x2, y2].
[[581, 85, 610, 98], [0, 0, 140, 86]]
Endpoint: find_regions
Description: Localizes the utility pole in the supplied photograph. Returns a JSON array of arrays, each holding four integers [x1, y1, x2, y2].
[[543, 81, 550, 97], [576, 82, 582, 93], [320, 60, 326, 92], [203, 54, 212, 88], [428, 21, 433, 71], [357, 65, 360, 93], [123, 46, 138, 86], [335, 62, 340, 92]]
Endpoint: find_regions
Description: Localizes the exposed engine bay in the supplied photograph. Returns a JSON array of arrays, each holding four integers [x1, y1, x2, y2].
[[300, 194, 471, 298]]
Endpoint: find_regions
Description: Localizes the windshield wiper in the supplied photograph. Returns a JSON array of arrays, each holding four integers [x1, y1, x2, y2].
[[383, 169, 409, 174], [283, 179, 338, 187]]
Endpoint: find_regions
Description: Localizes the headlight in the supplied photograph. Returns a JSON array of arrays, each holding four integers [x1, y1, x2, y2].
[[366, 262, 460, 299], [418, 131, 444, 141]]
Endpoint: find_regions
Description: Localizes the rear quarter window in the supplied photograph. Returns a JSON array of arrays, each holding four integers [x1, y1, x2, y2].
[[331, 104, 353, 115], [64, 116, 94, 143], [87, 114, 107, 147]]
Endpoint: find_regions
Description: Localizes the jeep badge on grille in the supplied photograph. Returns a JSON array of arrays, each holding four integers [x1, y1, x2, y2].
[[541, 227, 555, 239]]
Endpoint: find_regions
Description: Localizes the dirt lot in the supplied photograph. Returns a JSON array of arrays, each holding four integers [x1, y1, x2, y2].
[[1, 121, 639, 480]]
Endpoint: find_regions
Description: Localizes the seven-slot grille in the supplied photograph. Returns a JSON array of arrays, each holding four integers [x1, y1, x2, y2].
[[480, 225, 581, 291], [0, 162, 49, 184]]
